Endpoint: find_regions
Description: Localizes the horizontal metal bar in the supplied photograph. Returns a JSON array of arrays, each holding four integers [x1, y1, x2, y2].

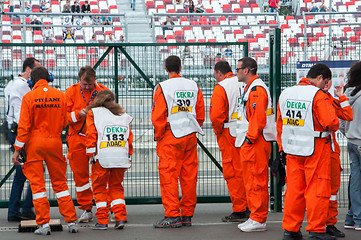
[[153, 13, 278, 16], [0, 42, 248, 47], [0, 23, 126, 28]]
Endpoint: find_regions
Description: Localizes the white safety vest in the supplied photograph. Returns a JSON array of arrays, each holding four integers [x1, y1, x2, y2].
[[235, 78, 277, 147], [159, 77, 204, 138], [218, 76, 245, 138], [92, 107, 133, 168], [279, 85, 331, 156]]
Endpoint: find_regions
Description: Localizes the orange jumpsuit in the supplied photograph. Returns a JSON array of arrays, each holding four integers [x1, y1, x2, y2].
[[86, 110, 133, 225], [151, 74, 205, 218], [277, 79, 339, 233], [210, 73, 247, 213], [240, 75, 271, 223], [65, 82, 108, 210], [14, 79, 77, 225], [326, 94, 353, 226]]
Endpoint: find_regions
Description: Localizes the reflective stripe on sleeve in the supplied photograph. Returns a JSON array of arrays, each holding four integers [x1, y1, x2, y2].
[[55, 190, 70, 199], [71, 111, 77, 123], [33, 192, 47, 200], [110, 199, 126, 208], [76, 183, 91, 192], [86, 147, 96, 154], [330, 195, 337, 201], [14, 139, 25, 148], [96, 202, 107, 209], [340, 101, 350, 108]]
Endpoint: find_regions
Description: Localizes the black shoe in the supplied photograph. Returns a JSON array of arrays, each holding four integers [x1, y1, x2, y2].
[[181, 216, 192, 227], [154, 217, 182, 228], [130, 3, 133, 9], [309, 232, 336, 240], [8, 213, 24, 222], [21, 211, 36, 220], [326, 225, 345, 238], [283, 230, 303, 240], [115, 221, 126, 229], [222, 209, 250, 222]]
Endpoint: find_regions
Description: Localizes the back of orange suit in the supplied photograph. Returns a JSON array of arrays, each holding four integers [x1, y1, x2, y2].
[[277, 78, 340, 233], [325, 92, 353, 227], [152, 74, 205, 219], [15, 79, 77, 225], [210, 72, 248, 214], [65, 81, 108, 212]]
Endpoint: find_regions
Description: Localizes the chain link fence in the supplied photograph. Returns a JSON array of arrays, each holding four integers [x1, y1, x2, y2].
[[0, 42, 248, 206]]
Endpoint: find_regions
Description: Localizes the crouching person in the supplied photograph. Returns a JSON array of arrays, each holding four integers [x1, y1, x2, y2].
[[85, 90, 133, 230], [12, 66, 78, 235]]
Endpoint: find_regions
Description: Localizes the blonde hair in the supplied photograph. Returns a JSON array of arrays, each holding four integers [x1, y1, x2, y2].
[[86, 90, 125, 116]]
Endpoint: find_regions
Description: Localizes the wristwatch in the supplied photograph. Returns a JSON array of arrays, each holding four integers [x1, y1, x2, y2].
[[245, 137, 252, 145]]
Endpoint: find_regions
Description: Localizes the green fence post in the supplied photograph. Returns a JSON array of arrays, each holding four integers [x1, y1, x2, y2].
[[269, 28, 282, 212], [114, 46, 119, 103]]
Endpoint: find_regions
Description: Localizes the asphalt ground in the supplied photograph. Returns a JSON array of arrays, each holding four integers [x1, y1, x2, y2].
[[0, 203, 359, 240]]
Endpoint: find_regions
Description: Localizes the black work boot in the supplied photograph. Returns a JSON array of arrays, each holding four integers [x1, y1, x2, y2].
[[222, 208, 250, 222], [309, 232, 336, 240], [181, 216, 192, 227], [283, 230, 303, 240], [153, 217, 182, 228], [326, 225, 345, 238]]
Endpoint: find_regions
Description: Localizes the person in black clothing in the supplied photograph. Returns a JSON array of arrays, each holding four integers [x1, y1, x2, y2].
[[31, 16, 42, 32], [188, 0, 195, 13], [81, 1, 90, 13], [71, 1, 80, 13]]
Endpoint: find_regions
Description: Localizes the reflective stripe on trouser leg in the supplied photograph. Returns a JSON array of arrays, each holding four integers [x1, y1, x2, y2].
[[91, 162, 110, 225], [23, 160, 51, 225], [108, 168, 127, 222], [68, 144, 93, 211]]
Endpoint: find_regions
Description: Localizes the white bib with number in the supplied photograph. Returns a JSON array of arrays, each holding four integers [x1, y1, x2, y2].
[[159, 77, 204, 138], [93, 107, 133, 168], [279, 84, 329, 156]]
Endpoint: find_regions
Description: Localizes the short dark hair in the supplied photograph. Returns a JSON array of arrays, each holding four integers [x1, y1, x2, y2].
[[31, 66, 49, 83], [306, 63, 332, 80], [214, 60, 232, 75], [238, 57, 257, 75], [345, 61, 361, 96], [165, 55, 181, 74], [78, 66, 96, 82], [22, 57, 39, 72]]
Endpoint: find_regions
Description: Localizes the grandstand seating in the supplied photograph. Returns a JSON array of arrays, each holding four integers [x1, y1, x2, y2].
[[1, 0, 361, 68]]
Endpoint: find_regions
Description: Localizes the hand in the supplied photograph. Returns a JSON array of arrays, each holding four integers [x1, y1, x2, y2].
[[12, 150, 21, 166], [334, 85, 344, 98], [78, 108, 88, 118]]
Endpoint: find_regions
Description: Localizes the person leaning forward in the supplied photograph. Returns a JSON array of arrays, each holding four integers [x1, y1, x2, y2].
[[235, 57, 277, 232], [152, 55, 205, 228], [277, 63, 340, 240], [12, 66, 78, 235], [210, 60, 249, 222], [65, 66, 109, 223]]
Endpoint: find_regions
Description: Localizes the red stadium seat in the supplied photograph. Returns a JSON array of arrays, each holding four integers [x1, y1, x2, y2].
[[46, 59, 56, 68]]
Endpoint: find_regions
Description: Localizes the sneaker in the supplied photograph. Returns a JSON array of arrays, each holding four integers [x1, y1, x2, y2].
[[222, 209, 250, 222], [78, 210, 93, 223], [153, 217, 182, 228], [344, 224, 355, 229], [34, 224, 51, 235], [237, 218, 251, 229], [309, 232, 336, 240], [283, 230, 303, 240], [239, 219, 266, 232], [115, 221, 126, 229], [355, 225, 361, 231], [21, 211, 36, 220], [92, 223, 108, 230], [68, 222, 78, 233], [326, 225, 345, 237], [181, 216, 192, 227], [110, 212, 116, 223]]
